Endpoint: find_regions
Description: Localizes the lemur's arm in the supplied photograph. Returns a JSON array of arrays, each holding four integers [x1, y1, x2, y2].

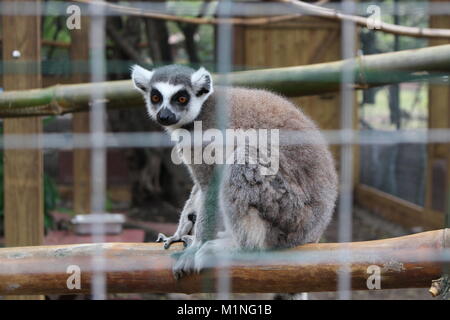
[[156, 184, 200, 249]]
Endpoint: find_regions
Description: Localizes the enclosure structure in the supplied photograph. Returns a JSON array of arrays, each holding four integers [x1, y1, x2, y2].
[[0, 0, 449, 300]]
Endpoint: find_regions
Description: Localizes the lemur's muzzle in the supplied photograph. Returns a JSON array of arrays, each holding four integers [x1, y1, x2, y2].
[[157, 108, 177, 126]]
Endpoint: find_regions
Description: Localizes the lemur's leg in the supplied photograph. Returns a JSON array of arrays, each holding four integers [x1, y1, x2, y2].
[[173, 164, 237, 279], [172, 195, 235, 279], [156, 184, 200, 249], [172, 184, 209, 279]]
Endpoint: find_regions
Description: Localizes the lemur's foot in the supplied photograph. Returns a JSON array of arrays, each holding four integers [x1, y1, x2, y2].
[[173, 239, 232, 279], [172, 244, 199, 280], [156, 213, 196, 250], [156, 233, 181, 250], [193, 239, 231, 273]]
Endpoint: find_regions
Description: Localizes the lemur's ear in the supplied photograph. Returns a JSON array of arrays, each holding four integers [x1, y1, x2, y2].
[[191, 67, 213, 97], [131, 65, 153, 93]]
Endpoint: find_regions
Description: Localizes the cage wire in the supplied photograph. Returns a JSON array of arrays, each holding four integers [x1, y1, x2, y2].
[[336, 0, 356, 300], [0, 0, 449, 300], [89, 0, 107, 300]]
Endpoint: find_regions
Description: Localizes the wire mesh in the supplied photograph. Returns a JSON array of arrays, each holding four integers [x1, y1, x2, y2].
[[0, 0, 449, 301]]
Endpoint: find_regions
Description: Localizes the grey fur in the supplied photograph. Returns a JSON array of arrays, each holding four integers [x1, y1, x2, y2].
[[150, 65, 196, 88], [131, 65, 338, 279]]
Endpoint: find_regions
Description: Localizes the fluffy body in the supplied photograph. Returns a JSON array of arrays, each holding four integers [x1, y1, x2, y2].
[[185, 87, 337, 249], [131, 65, 338, 278]]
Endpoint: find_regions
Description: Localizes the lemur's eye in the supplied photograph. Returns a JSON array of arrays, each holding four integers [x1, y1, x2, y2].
[[151, 95, 160, 103], [172, 90, 190, 105]]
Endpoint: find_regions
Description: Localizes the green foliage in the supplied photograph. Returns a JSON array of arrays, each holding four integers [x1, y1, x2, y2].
[[375, 0, 428, 52], [105, 194, 114, 212], [43, 175, 59, 229]]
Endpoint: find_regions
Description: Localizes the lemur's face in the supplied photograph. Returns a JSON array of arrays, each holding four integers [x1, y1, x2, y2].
[[131, 65, 213, 129]]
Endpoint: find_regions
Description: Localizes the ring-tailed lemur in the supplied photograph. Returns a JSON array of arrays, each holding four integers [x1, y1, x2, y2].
[[131, 64, 338, 279]]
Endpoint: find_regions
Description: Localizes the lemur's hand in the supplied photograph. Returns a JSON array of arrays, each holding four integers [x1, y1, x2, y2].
[[156, 233, 181, 249], [156, 233, 193, 249], [156, 214, 195, 249]]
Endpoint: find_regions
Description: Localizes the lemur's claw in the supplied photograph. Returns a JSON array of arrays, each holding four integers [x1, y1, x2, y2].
[[156, 233, 179, 250]]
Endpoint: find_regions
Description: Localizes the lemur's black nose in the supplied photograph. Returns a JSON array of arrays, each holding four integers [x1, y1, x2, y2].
[[157, 108, 177, 126]]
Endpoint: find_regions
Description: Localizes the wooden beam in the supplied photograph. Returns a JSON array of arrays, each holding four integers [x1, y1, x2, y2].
[[355, 184, 444, 230], [427, 0, 450, 222], [0, 229, 448, 295], [70, 13, 91, 215], [1, 0, 44, 300]]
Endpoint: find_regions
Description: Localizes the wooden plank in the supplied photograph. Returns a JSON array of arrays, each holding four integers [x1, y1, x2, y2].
[[70, 13, 91, 214], [232, 25, 246, 69], [2, 0, 44, 300], [427, 0, 450, 219], [0, 229, 448, 295], [355, 184, 444, 230], [57, 185, 131, 204]]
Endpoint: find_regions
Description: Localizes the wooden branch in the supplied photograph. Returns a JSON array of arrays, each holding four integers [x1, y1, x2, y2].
[[0, 229, 448, 295], [285, 0, 450, 39], [0, 44, 449, 118], [106, 21, 151, 66], [73, 0, 304, 26], [72, 0, 450, 39]]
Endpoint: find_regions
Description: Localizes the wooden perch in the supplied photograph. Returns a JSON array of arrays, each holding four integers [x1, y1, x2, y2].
[[0, 229, 448, 295], [0, 44, 449, 118]]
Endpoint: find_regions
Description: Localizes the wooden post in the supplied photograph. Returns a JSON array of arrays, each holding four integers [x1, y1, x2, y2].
[[70, 12, 91, 214], [426, 0, 450, 225], [1, 0, 44, 300]]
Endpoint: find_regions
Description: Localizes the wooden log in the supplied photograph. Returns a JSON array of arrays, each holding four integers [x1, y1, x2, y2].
[[0, 44, 449, 118], [355, 184, 444, 230], [1, 0, 44, 300], [0, 229, 448, 295]]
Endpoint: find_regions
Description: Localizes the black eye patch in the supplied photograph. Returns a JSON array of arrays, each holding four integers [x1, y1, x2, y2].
[[171, 90, 190, 106], [150, 88, 163, 104]]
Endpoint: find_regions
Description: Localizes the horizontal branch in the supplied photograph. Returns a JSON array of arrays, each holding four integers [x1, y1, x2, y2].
[[73, 0, 304, 26], [285, 0, 450, 39], [72, 0, 450, 39], [0, 44, 449, 117], [0, 229, 448, 295]]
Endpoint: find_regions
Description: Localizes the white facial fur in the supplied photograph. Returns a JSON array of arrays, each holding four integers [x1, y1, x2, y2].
[[151, 81, 184, 113], [131, 65, 214, 130], [179, 67, 214, 126]]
